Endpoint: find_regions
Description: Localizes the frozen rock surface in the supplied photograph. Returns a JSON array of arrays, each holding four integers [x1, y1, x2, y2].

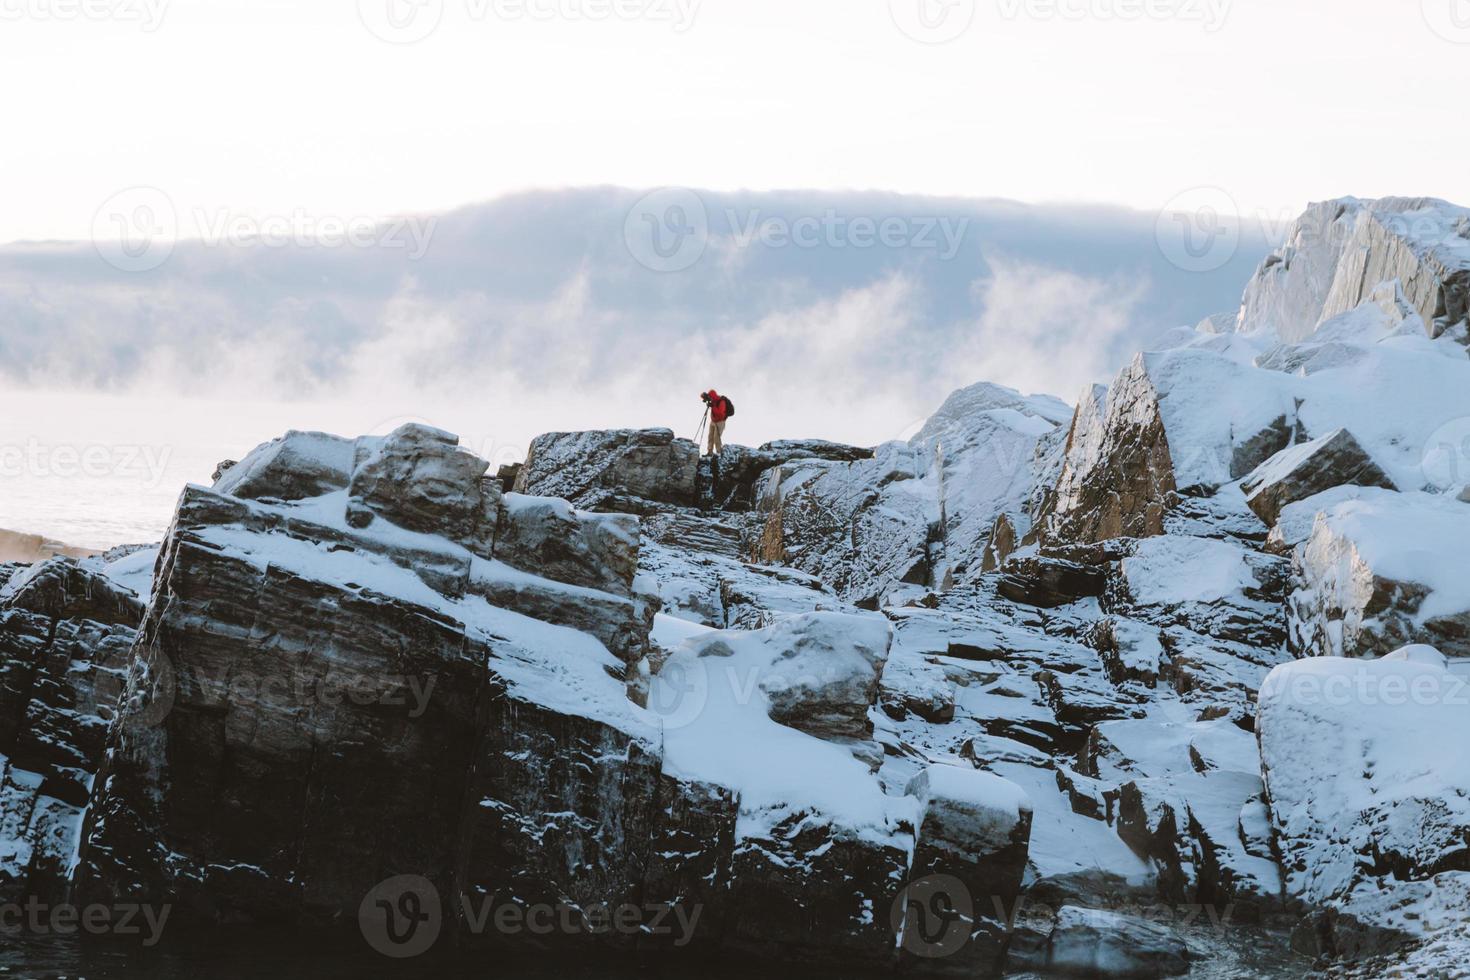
[[1288, 489, 1470, 658], [1238, 197, 1470, 343], [1258, 653, 1470, 961], [1240, 428, 1395, 526]]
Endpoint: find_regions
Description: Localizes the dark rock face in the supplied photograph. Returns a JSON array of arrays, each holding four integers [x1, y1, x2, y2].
[[1240, 428, 1396, 526], [513, 428, 701, 510], [979, 514, 1018, 574], [1, 557, 144, 628], [52, 426, 1035, 974], [752, 446, 936, 608], [0, 559, 141, 902], [898, 766, 1032, 976], [1039, 352, 1300, 547], [996, 556, 1106, 608], [1038, 358, 1177, 545]]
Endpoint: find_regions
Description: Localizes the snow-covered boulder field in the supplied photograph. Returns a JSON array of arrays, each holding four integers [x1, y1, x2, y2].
[[3, 195, 1470, 975]]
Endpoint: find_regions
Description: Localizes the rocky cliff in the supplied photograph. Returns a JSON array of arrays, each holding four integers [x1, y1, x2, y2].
[[3, 195, 1470, 977]]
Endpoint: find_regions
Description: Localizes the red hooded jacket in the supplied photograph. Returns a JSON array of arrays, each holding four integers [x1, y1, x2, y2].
[[707, 390, 730, 423]]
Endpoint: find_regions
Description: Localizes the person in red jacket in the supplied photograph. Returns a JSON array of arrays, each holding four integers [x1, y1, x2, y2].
[[701, 389, 732, 456]]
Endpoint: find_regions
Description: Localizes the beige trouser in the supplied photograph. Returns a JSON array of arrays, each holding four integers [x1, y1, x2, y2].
[[707, 420, 726, 455]]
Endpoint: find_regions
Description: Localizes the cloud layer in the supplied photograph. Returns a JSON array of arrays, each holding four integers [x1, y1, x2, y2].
[[0, 187, 1271, 450]]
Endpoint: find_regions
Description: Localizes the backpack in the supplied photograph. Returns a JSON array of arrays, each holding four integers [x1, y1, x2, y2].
[[722, 396, 735, 418]]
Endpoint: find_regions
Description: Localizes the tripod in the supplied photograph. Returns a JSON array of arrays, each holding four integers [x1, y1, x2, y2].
[[695, 405, 710, 448]]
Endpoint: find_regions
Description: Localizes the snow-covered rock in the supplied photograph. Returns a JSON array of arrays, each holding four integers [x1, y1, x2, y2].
[[347, 422, 501, 556], [898, 765, 1032, 974], [1108, 535, 1289, 650], [213, 429, 355, 502], [1287, 489, 1470, 658], [0, 557, 139, 901], [514, 427, 701, 511], [756, 383, 1071, 605], [1238, 197, 1470, 343], [659, 611, 891, 744], [1240, 428, 1396, 526], [1041, 349, 1299, 545], [13, 195, 1470, 973], [1258, 655, 1470, 921]]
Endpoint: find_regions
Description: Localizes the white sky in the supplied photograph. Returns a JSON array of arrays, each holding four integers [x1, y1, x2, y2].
[[3, 0, 1468, 245]]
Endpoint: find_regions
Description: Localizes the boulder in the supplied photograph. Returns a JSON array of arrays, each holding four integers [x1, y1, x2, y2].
[[494, 494, 640, 598], [347, 423, 499, 556], [670, 612, 891, 743], [213, 429, 355, 501], [1257, 654, 1470, 912], [1041, 350, 1299, 545], [1240, 429, 1395, 526], [753, 445, 936, 607], [996, 555, 1106, 609], [1287, 489, 1470, 657], [513, 428, 700, 510], [0, 556, 145, 629], [897, 765, 1032, 975], [76, 477, 660, 935], [705, 440, 875, 512]]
